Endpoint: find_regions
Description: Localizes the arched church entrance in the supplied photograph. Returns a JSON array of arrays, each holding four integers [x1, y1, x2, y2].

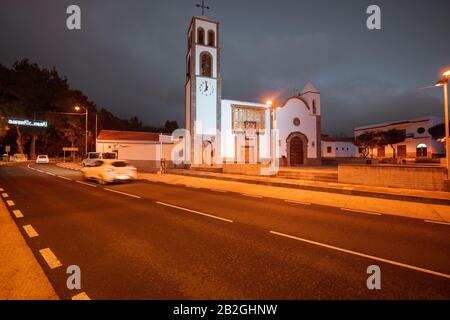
[[287, 132, 308, 166]]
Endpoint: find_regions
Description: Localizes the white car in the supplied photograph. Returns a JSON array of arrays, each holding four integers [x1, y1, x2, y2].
[[35, 155, 50, 164], [81, 159, 137, 184], [82, 152, 117, 168]]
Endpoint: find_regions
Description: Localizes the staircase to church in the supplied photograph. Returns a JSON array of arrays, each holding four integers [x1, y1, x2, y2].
[[276, 168, 338, 182]]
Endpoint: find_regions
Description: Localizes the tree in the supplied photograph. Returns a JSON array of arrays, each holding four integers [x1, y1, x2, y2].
[[355, 131, 377, 158], [377, 129, 406, 159]]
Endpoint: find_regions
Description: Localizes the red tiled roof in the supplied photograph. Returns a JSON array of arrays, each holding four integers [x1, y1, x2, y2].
[[97, 130, 161, 142]]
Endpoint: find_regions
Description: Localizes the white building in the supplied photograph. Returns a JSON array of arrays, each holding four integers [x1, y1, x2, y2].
[[184, 15, 321, 167], [321, 135, 358, 158], [354, 116, 445, 159], [96, 130, 175, 170]]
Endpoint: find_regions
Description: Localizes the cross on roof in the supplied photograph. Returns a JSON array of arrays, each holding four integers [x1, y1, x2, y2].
[[196, 0, 210, 16]]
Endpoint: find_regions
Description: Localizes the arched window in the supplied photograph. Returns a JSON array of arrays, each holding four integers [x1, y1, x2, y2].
[[416, 143, 427, 157], [200, 52, 212, 77], [197, 28, 205, 45], [208, 30, 215, 47], [312, 100, 317, 114]]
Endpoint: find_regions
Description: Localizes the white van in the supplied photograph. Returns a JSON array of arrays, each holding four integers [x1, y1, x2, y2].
[[82, 152, 117, 167]]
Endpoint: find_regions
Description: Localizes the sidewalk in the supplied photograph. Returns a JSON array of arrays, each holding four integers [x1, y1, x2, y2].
[[0, 199, 58, 300], [165, 169, 450, 205], [139, 172, 450, 223]]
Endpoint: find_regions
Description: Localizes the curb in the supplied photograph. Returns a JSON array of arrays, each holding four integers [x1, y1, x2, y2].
[[167, 171, 450, 206]]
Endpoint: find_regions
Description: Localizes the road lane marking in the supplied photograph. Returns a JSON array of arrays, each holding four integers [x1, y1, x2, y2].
[[104, 188, 141, 199], [270, 230, 450, 280], [284, 199, 311, 206], [6, 200, 15, 206], [58, 175, 72, 181], [36, 169, 45, 173], [39, 248, 62, 269], [156, 201, 234, 223], [242, 194, 263, 198], [45, 172, 56, 176], [72, 292, 91, 300], [13, 210, 24, 218], [2, 193, 9, 198], [424, 220, 450, 226], [23, 225, 39, 238], [340, 208, 382, 216], [27, 164, 35, 171], [76, 181, 97, 187]]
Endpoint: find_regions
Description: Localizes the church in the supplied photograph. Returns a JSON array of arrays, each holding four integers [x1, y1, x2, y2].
[[184, 15, 322, 169]]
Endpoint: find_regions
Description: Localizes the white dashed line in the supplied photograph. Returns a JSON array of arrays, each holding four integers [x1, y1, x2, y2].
[[13, 210, 24, 218], [39, 248, 62, 269], [104, 188, 141, 199], [6, 200, 15, 206], [76, 181, 97, 188], [242, 194, 263, 198], [36, 169, 44, 173], [340, 208, 382, 216], [2, 193, 9, 198], [23, 225, 39, 238], [72, 292, 91, 300], [284, 199, 311, 206], [424, 220, 450, 226], [156, 201, 234, 223], [58, 175, 72, 181], [45, 172, 56, 176], [270, 230, 450, 279]]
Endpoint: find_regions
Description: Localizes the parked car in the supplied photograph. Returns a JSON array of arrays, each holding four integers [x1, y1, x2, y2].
[[81, 159, 137, 184], [82, 152, 117, 167], [35, 155, 50, 164]]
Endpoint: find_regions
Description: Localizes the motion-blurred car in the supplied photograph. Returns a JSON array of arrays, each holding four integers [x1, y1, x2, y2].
[[35, 155, 50, 164], [82, 152, 117, 167], [81, 159, 137, 184]]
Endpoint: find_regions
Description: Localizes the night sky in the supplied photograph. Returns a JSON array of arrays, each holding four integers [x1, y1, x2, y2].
[[1, 0, 449, 136]]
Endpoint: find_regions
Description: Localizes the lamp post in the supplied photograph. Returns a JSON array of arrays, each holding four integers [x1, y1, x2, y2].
[[265, 100, 277, 167], [75, 105, 88, 156], [436, 69, 450, 179]]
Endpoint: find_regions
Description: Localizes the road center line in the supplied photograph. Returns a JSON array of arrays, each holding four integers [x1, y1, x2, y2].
[[39, 248, 62, 269], [58, 175, 72, 181], [36, 169, 44, 173], [104, 188, 141, 199], [13, 210, 24, 218], [45, 172, 56, 176], [72, 292, 91, 300], [284, 199, 311, 206], [424, 220, 450, 226], [156, 201, 234, 223], [270, 230, 450, 279], [76, 180, 97, 187], [340, 208, 382, 216], [23, 225, 39, 238], [6, 200, 15, 206]]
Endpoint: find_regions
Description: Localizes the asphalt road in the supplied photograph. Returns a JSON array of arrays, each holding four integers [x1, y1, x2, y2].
[[0, 163, 449, 299]]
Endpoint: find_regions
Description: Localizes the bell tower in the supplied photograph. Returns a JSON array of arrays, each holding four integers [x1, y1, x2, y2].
[[185, 16, 222, 157]]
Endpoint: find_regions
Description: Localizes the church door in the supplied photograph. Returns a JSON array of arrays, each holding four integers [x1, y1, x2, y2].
[[289, 137, 304, 166]]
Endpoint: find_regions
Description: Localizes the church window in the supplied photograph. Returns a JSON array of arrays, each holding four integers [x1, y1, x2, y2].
[[200, 52, 212, 77], [232, 106, 265, 132], [312, 100, 317, 114], [198, 28, 205, 45], [327, 146, 332, 153], [208, 30, 215, 46], [416, 143, 427, 157], [417, 127, 425, 134], [293, 117, 300, 127]]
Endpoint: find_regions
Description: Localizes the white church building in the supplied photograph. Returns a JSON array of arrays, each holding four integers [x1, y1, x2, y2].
[[184, 16, 322, 167]]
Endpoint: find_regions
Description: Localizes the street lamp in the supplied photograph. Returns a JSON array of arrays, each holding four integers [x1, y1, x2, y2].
[[265, 100, 277, 168], [436, 69, 450, 179], [75, 105, 88, 156]]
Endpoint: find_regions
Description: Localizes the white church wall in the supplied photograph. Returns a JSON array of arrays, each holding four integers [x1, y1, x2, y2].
[[322, 141, 358, 158], [277, 97, 318, 159]]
